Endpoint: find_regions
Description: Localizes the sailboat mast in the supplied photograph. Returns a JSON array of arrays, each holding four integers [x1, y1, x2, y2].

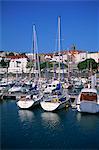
[[33, 25, 37, 79], [33, 24, 41, 81], [53, 52, 56, 79], [58, 16, 61, 81]]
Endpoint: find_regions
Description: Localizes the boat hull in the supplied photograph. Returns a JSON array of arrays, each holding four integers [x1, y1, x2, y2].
[[77, 101, 99, 113], [17, 100, 34, 109], [17, 99, 40, 109], [40, 100, 67, 112]]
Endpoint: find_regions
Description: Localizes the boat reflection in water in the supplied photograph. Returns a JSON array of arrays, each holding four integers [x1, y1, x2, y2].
[[41, 112, 60, 129], [76, 112, 98, 130], [18, 110, 34, 123]]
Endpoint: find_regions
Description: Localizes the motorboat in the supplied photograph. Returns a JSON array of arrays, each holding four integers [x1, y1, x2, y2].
[[76, 88, 99, 113]]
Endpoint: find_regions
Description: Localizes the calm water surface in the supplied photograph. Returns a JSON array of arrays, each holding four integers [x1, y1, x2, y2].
[[1, 100, 99, 150]]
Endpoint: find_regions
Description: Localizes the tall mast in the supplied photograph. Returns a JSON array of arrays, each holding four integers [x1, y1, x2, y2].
[[33, 25, 41, 81], [33, 25, 37, 79], [58, 16, 61, 81], [53, 52, 56, 79], [67, 49, 70, 80]]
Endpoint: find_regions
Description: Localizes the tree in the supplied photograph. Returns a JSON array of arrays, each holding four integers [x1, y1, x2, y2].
[[7, 52, 14, 56], [77, 58, 98, 71], [40, 61, 68, 70], [40, 62, 53, 70], [0, 59, 10, 68], [26, 60, 34, 70], [0, 59, 10, 82]]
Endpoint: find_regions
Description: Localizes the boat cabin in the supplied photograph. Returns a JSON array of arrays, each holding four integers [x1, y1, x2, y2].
[[80, 92, 97, 102]]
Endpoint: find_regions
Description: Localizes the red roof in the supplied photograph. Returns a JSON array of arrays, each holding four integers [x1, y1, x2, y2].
[[45, 50, 86, 56], [6, 55, 28, 59], [63, 50, 86, 54], [44, 53, 53, 57]]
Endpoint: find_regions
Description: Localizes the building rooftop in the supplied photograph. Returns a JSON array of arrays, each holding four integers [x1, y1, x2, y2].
[[6, 55, 28, 59]]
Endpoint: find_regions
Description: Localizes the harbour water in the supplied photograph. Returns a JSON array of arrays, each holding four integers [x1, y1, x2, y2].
[[1, 99, 99, 150]]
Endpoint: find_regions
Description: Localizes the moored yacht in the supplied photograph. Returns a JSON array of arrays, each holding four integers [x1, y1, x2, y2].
[[40, 87, 70, 112], [17, 90, 43, 109], [0, 80, 15, 91], [17, 24, 43, 109], [43, 80, 61, 94], [40, 16, 70, 112], [76, 88, 99, 113]]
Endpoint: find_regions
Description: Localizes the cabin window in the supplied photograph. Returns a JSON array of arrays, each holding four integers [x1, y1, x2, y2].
[[53, 85, 56, 87], [80, 92, 97, 102], [48, 85, 51, 87]]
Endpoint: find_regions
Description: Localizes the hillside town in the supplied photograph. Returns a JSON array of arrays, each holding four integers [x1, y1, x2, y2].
[[1, 0, 99, 149], [0, 47, 99, 75]]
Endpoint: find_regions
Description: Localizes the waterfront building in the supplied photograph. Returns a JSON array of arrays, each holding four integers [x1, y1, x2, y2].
[[46, 50, 98, 64], [0, 51, 7, 57], [0, 49, 98, 75], [7, 55, 28, 74], [44, 49, 98, 75], [26, 53, 34, 60], [87, 52, 99, 63]]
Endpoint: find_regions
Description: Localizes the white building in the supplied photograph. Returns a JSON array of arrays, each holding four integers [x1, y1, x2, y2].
[[74, 52, 87, 63], [49, 50, 99, 64], [7, 55, 28, 73], [26, 53, 34, 60], [87, 52, 99, 63], [0, 50, 98, 75], [74, 51, 99, 63]]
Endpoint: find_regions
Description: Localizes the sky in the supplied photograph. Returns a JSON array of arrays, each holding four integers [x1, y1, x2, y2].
[[0, 0, 99, 53]]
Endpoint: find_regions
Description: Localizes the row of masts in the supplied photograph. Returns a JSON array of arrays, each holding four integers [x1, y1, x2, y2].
[[31, 16, 96, 86], [31, 16, 63, 82]]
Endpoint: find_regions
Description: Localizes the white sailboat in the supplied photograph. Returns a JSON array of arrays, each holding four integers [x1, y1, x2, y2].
[[43, 80, 61, 94], [0, 79, 15, 91], [17, 25, 43, 109], [17, 91, 43, 109], [40, 16, 70, 111], [40, 87, 69, 111], [8, 82, 23, 93]]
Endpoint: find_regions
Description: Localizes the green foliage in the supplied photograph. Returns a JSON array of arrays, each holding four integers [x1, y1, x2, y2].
[[7, 52, 15, 56], [40, 62, 53, 69], [0, 59, 9, 68], [77, 58, 98, 71], [26, 61, 34, 68], [40, 61, 68, 70], [27, 60, 68, 71], [40, 62, 46, 69]]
